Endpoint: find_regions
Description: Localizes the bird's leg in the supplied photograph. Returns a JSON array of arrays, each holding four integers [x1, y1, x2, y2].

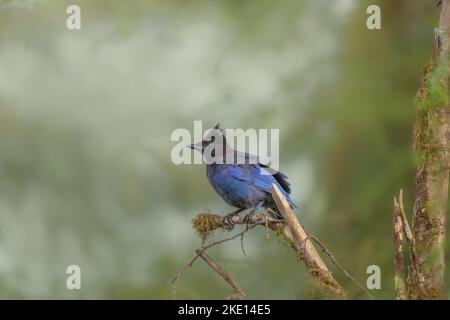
[[243, 201, 265, 228], [222, 208, 245, 229], [265, 207, 284, 221]]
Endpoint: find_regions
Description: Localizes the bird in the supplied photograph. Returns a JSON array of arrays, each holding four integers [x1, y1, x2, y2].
[[188, 124, 296, 226]]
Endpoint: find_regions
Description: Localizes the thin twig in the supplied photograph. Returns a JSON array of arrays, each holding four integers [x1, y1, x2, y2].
[[202, 224, 257, 251], [240, 234, 246, 256], [170, 224, 256, 299], [307, 232, 375, 300], [396, 189, 423, 282], [393, 197, 406, 300], [195, 249, 247, 299], [170, 253, 201, 299], [397, 190, 414, 242]]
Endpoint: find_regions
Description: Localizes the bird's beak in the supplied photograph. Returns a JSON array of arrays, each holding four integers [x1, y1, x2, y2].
[[187, 142, 202, 152]]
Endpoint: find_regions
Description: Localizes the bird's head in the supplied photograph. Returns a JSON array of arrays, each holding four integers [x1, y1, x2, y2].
[[188, 123, 225, 154]]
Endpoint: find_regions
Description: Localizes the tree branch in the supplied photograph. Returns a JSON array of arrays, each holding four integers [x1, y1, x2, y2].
[[270, 184, 344, 298], [393, 195, 406, 300], [172, 184, 372, 299], [397, 190, 422, 278], [271, 184, 329, 271], [407, 0, 450, 299], [195, 249, 247, 300], [307, 232, 374, 300], [170, 224, 255, 299]]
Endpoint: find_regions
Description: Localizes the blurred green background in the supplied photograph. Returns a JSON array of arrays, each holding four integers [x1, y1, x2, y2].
[[0, 0, 446, 299]]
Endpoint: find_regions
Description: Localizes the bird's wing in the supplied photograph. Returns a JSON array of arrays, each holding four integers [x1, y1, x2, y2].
[[251, 166, 282, 193], [258, 163, 291, 194], [233, 150, 291, 194], [252, 165, 297, 208], [227, 165, 252, 182], [227, 165, 274, 190], [227, 164, 297, 208]]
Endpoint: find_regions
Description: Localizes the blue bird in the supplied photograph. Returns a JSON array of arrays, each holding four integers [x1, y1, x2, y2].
[[188, 124, 296, 225]]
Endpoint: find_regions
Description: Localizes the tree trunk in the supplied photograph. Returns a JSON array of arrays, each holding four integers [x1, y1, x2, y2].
[[408, 0, 450, 299]]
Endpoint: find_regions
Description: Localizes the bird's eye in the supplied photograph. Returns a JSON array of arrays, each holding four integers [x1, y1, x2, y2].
[[202, 136, 215, 148]]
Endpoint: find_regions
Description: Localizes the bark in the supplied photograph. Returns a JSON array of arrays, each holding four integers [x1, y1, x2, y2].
[[271, 184, 344, 298], [408, 0, 450, 299]]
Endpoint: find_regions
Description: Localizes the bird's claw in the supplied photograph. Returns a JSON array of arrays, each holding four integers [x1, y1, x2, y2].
[[223, 213, 237, 229], [243, 211, 256, 229]]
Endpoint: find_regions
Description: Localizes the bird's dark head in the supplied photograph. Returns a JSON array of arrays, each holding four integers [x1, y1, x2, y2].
[[188, 123, 225, 154]]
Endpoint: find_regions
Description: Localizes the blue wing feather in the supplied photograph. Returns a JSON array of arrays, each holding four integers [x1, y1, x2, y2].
[[227, 164, 296, 208], [227, 166, 250, 182]]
